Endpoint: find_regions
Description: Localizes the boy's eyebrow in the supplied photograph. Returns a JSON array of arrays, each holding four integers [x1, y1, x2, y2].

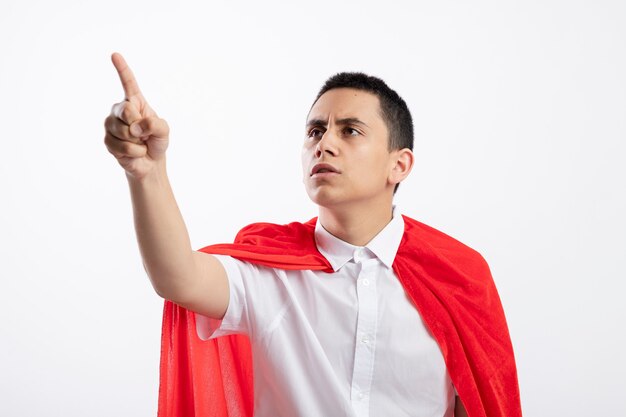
[[306, 117, 370, 129]]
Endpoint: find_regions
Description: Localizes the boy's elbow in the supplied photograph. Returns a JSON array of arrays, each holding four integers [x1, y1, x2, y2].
[[147, 273, 187, 303]]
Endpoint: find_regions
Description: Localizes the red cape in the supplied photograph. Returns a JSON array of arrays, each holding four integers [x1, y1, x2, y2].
[[157, 215, 522, 417]]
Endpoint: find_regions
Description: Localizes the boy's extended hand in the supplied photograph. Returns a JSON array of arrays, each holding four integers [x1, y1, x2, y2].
[[104, 52, 170, 179], [104, 52, 230, 320]]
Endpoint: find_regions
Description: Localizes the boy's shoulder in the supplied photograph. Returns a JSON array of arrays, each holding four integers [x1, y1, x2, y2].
[[400, 214, 491, 275]]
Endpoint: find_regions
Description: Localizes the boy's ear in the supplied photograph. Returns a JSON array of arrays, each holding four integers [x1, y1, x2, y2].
[[388, 148, 414, 187]]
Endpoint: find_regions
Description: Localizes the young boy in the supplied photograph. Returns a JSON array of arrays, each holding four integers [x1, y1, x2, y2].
[[104, 52, 521, 417]]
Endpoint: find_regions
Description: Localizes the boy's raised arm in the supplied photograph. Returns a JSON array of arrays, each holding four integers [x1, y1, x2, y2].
[[104, 52, 229, 319]]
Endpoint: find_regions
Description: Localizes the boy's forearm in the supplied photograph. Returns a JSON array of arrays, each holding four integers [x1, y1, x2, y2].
[[126, 157, 196, 299]]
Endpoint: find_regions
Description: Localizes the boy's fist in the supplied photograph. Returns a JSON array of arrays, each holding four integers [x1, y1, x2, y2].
[[104, 52, 170, 179]]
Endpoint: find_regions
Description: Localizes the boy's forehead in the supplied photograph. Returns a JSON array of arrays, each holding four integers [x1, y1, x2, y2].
[[307, 88, 382, 125]]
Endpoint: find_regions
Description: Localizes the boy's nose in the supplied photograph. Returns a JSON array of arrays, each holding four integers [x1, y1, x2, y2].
[[315, 131, 338, 157]]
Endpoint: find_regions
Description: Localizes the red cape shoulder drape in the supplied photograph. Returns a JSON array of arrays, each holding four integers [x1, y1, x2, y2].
[[157, 215, 522, 417]]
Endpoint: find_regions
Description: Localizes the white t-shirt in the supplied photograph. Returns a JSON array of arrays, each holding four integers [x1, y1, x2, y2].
[[195, 206, 455, 417]]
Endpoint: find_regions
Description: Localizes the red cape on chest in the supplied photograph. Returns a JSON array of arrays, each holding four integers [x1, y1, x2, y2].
[[157, 215, 522, 417]]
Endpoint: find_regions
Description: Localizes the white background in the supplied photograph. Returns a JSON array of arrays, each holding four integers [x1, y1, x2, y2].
[[1, 0, 624, 415]]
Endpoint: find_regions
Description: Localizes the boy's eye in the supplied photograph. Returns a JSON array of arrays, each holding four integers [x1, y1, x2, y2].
[[344, 127, 359, 136], [308, 128, 323, 138]]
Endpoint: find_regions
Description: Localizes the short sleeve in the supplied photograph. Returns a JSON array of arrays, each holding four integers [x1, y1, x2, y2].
[[195, 254, 250, 340]]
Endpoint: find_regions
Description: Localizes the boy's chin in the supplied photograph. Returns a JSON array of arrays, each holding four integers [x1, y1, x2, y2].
[[307, 191, 352, 209]]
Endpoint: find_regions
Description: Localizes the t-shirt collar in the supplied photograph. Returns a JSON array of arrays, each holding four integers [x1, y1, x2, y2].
[[314, 204, 405, 272]]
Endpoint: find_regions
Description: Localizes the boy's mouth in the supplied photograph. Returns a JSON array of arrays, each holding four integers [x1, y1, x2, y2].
[[311, 163, 340, 176]]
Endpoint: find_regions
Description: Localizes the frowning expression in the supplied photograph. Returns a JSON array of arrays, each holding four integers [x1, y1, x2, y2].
[[301, 87, 398, 207]]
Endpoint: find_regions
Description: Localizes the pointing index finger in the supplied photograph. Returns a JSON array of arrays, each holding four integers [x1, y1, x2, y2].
[[111, 52, 142, 99]]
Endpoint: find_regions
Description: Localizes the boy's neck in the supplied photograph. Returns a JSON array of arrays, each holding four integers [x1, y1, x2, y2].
[[317, 199, 394, 247]]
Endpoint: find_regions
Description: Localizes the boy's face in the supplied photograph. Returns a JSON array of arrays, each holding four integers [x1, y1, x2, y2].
[[301, 87, 397, 208]]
